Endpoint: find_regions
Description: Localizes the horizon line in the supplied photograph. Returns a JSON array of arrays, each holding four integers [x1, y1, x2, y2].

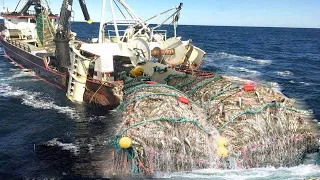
[[71, 20, 320, 29], [0, 17, 318, 29]]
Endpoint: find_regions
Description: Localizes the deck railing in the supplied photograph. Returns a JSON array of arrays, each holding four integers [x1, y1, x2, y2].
[[7, 39, 31, 53]]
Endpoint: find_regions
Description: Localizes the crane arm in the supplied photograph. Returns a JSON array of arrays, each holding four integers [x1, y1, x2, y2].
[[54, 0, 92, 71]]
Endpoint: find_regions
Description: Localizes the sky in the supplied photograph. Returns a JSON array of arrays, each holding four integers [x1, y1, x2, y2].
[[1, 0, 320, 28]]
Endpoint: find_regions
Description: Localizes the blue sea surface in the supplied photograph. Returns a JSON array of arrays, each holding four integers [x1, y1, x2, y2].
[[0, 23, 320, 179]]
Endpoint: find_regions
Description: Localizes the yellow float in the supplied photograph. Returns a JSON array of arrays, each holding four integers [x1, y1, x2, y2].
[[119, 137, 132, 149], [217, 146, 228, 158], [130, 66, 144, 77], [217, 137, 228, 147]]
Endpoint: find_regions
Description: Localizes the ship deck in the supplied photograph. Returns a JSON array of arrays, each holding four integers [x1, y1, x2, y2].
[[6, 38, 47, 53]]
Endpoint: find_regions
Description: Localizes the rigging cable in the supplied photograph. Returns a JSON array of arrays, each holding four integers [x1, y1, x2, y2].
[[113, 0, 126, 19], [14, 0, 21, 12]]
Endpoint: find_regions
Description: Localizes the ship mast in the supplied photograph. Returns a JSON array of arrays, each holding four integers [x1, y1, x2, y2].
[[98, 0, 106, 43]]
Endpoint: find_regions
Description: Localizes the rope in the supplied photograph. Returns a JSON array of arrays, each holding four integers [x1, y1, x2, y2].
[[240, 148, 251, 168], [113, 0, 127, 19], [89, 82, 105, 103], [137, 156, 151, 174], [205, 83, 240, 105], [218, 102, 309, 132], [164, 74, 189, 84], [118, 117, 210, 137], [120, 72, 128, 81], [175, 78, 196, 90], [187, 75, 220, 95], [153, 66, 168, 73], [14, 0, 21, 12]]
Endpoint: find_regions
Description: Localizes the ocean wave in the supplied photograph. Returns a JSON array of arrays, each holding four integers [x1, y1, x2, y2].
[[299, 82, 315, 86], [276, 70, 294, 77], [209, 52, 272, 65], [0, 83, 12, 94], [0, 77, 14, 82], [0, 84, 80, 119], [228, 66, 260, 75], [11, 70, 35, 78], [45, 138, 80, 155], [289, 80, 315, 86], [0, 70, 38, 83], [163, 164, 320, 179]]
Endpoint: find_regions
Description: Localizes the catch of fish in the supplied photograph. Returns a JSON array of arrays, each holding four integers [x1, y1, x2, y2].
[[110, 62, 319, 175]]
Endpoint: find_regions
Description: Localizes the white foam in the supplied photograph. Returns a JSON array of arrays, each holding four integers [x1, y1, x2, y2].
[[0, 83, 12, 93], [164, 164, 320, 179], [210, 52, 272, 65], [276, 70, 294, 77], [288, 80, 315, 86], [0, 84, 80, 119], [299, 82, 314, 86], [228, 66, 260, 75], [46, 138, 80, 155], [267, 82, 283, 93], [0, 77, 14, 82], [12, 71, 35, 78]]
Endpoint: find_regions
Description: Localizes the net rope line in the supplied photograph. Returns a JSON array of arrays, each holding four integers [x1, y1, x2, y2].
[[117, 117, 210, 138], [113, 71, 317, 173], [218, 101, 309, 132], [119, 93, 202, 112], [204, 83, 241, 106], [187, 75, 221, 95]]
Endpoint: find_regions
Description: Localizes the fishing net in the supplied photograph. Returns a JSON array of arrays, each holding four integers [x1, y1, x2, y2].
[[165, 74, 319, 168], [113, 84, 221, 174], [111, 70, 318, 175]]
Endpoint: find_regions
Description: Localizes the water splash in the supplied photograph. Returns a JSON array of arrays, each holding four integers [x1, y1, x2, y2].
[[276, 71, 294, 77], [228, 66, 261, 75], [0, 84, 80, 120], [208, 52, 272, 65], [45, 138, 80, 155], [289, 80, 316, 86], [163, 164, 320, 180], [11, 70, 35, 78]]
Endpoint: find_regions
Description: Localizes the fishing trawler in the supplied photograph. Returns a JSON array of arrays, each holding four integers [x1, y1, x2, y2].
[[0, 0, 206, 110], [1, 0, 318, 177], [0, 0, 122, 109]]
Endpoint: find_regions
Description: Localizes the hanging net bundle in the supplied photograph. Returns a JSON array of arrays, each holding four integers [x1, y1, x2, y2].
[[113, 84, 221, 174], [111, 70, 319, 175]]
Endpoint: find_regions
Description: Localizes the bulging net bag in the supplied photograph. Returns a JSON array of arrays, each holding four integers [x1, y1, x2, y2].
[[167, 74, 318, 168], [113, 84, 220, 174], [111, 72, 318, 175]]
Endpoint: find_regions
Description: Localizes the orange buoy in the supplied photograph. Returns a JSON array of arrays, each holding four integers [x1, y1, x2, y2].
[[178, 96, 189, 104], [146, 81, 158, 84], [242, 82, 255, 92]]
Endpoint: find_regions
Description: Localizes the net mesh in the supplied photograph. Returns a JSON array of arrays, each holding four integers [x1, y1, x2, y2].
[[112, 73, 318, 175]]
